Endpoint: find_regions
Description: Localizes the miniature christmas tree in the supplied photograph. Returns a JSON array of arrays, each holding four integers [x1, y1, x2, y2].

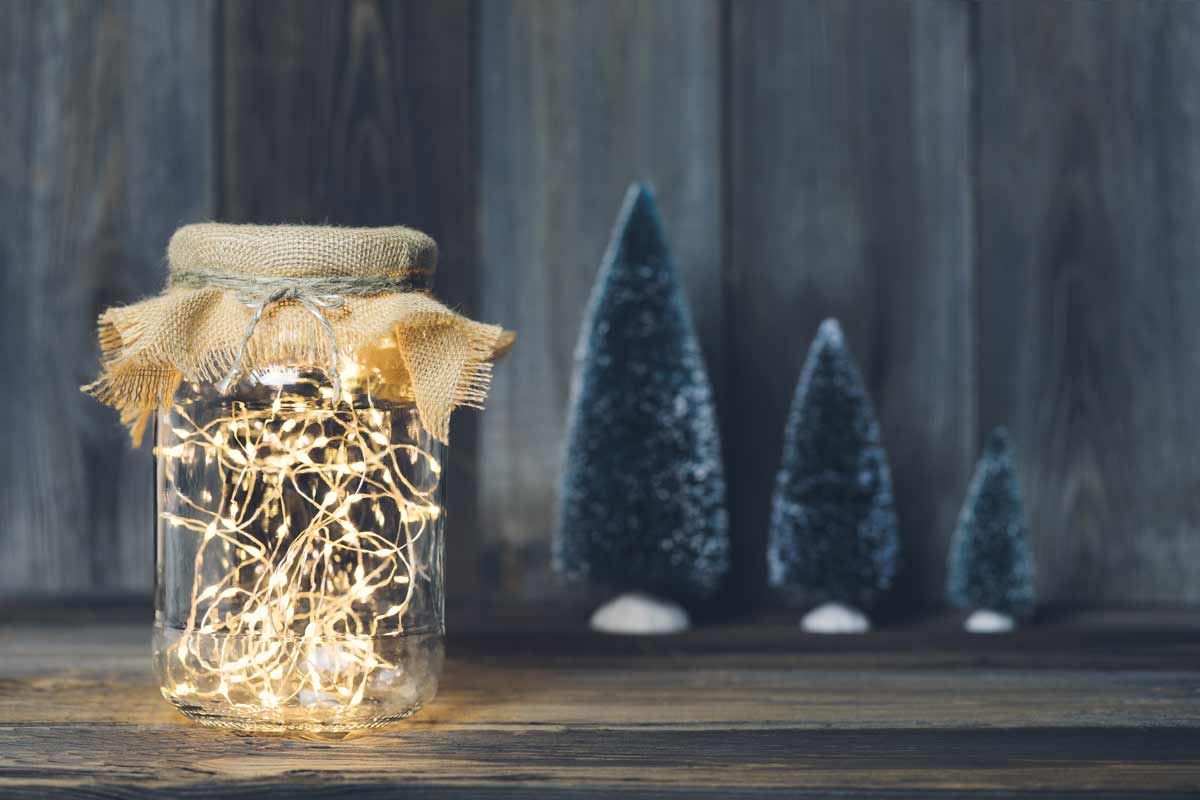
[[767, 319, 899, 633], [945, 428, 1035, 633], [556, 183, 729, 634]]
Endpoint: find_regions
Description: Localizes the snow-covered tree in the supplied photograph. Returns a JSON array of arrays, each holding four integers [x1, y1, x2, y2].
[[556, 184, 729, 633], [768, 319, 899, 632], [945, 428, 1035, 632]]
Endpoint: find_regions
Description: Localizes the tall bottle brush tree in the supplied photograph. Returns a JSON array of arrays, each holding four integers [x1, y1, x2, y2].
[[945, 428, 1035, 633], [556, 184, 729, 634], [768, 319, 899, 633]]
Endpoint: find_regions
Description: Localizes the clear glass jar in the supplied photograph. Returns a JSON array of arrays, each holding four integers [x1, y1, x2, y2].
[[153, 363, 444, 739]]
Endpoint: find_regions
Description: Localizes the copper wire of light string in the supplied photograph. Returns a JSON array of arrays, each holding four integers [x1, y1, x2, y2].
[[155, 373, 441, 718]]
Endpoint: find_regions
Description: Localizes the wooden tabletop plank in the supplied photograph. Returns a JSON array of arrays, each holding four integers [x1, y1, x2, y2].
[[2, 612, 1199, 797]]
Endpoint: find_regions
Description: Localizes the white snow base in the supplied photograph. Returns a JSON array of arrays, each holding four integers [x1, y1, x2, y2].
[[964, 609, 1016, 633], [801, 602, 871, 634], [589, 592, 690, 635]]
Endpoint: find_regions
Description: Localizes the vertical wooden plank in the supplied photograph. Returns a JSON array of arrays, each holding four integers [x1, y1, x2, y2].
[[978, 2, 1200, 606], [728, 0, 974, 610], [478, 0, 723, 612], [220, 0, 484, 619], [0, 0, 214, 597]]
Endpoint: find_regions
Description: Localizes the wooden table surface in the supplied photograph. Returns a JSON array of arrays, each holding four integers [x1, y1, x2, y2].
[[2, 609, 1199, 798]]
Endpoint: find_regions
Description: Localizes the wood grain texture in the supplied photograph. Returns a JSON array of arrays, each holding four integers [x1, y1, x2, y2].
[[478, 0, 723, 609], [977, 2, 1200, 605], [2, 613, 1199, 797], [0, 0, 213, 596], [727, 0, 975, 610], [219, 0, 486, 620], [6, 0, 1200, 613]]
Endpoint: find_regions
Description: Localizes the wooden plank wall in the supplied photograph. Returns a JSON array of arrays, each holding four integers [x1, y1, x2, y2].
[[977, 1, 1200, 606], [0, 0, 213, 596], [2, 0, 1197, 612]]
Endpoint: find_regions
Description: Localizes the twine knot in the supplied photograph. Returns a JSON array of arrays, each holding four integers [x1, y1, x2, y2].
[[170, 271, 424, 400]]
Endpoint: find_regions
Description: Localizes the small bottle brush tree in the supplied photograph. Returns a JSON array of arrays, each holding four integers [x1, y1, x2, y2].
[[945, 428, 1035, 633], [556, 184, 730, 634], [768, 319, 899, 633]]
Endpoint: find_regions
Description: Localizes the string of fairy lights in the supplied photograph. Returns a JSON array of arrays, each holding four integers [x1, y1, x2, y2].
[[155, 373, 442, 722]]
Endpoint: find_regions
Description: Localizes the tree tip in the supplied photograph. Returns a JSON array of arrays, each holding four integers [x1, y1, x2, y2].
[[815, 318, 844, 345], [608, 181, 668, 265], [985, 426, 1013, 457], [625, 181, 656, 204], [619, 182, 659, 228]]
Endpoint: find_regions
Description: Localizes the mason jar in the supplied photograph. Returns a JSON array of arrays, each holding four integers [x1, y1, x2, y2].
[[153, 363, 445, 738]]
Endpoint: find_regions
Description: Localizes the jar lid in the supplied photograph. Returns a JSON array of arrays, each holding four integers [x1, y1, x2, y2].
[[85, 224, 512, 445], [168, 223, 437, 286]]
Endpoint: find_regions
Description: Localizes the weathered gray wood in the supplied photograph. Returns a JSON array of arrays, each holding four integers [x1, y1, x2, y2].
[[977, 2, 1200, 606], [0, 0, 214, 596], [2, 614, 1200, 797], [219, 0, 486, 620], [727, 0, 975, 610], [478, 1, 724, 610], [7, 0, 1200, 615]]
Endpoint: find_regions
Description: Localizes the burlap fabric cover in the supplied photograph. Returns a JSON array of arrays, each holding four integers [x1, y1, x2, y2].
[[85, 223, 510, 445]]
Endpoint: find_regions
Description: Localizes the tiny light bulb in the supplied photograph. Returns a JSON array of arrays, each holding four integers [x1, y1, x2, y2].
[[157, 381, 443, 722]]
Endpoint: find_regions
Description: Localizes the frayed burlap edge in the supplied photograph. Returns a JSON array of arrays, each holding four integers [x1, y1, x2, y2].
[[84, 290, 511, 447]]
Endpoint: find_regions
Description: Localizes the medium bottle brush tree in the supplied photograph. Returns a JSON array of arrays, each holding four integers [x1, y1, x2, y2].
[[768, 319, 899, 633], [556, 183, 730, 634], [945, 428, 1035, 633]]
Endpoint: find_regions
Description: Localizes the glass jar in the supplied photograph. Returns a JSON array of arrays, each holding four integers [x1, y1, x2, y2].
[[152, 363, 444, 739]]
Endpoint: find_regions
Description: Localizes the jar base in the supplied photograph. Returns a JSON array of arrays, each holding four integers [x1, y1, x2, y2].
[[154, 624, 444, 739], [166, 697, 424, 741]]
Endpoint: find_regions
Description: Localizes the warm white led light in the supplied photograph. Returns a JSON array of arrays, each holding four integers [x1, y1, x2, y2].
[[155, 383, 441, 722]]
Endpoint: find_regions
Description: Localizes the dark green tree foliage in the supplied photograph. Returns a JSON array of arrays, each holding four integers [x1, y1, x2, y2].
[[555, 184, 729, 600], [945, 428, 1036, 615], [767, 320, 899, 608]]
